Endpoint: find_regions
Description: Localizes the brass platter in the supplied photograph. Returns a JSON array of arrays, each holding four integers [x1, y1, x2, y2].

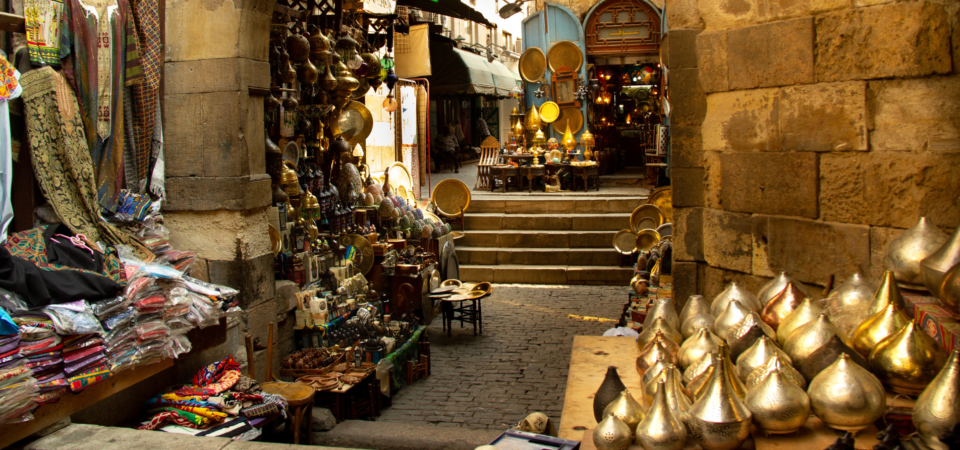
[[636, 229, 662, 253], [335, 101, 373, 148], [338, 233, 374, 275], [546, 41, 583, 74], [432, 179, 471, 217], [282, 140, 300, 166], [630, 204, 665, 233], [519, 47, 547, 83], [269, 224, 282, 257], [613, 229, 639, 255], [424, 211, 443, 225], [655, 222, 673, 238], [647, 186, 673, 223], [539, 101, 560, 123], [550, 108, 583, 135], [441, 279, 462, 288], [386, 162, 413, 196]]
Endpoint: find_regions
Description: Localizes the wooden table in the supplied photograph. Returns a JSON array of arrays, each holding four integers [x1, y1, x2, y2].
[[563, 336, 904, 450], [518, 165, 546, 192], [572, 164, 599, 191], [502, 153, 535, 164]]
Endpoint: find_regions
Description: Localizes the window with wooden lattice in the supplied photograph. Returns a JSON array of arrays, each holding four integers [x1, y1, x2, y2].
[[584, 0, 660, 56]]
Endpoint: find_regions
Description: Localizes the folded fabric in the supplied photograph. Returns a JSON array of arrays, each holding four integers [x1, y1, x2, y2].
[[0, 339, 19, 355], [146, 407, 213, 427], [62, 333, 100, 349], [20, 338, 62, 356], [25, 357, 62, 371], [35, 387, 67, 404], [64, 345, 105, 363], [0, 334, 19, 347], [175, 355, 241, 397], [0, 356, 23, 370], [0, 347, 19, 360], [23, 349, 61, 361], [147, 404, 227, 421], [64, 352, 105, 375], [138, 410, 210, 431], [0, 365, 29, 383], [36, 373, 67, 392], [67, 363, 112, 392], [239, 401, 280, 419]]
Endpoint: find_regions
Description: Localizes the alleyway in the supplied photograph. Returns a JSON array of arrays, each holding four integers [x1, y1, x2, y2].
[[377, 284, 626, 430]]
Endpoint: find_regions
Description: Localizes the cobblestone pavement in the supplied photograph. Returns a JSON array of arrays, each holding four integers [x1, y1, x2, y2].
[[378, 284, 627, 430]]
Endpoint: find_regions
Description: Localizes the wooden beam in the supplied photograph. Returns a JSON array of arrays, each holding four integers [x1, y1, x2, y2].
[[0, 359, 173, 449], [0, 12, 25, 34]]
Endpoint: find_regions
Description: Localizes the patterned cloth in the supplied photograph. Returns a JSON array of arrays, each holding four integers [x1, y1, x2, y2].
[[66, 361, 112, 392], [20, 68, 152, 261], [128, 0, 161, 193], [137, 409, 209, 430], [61, 0, 143, 213], [176, 355, 241, 397], [23, 0, 65, 67]]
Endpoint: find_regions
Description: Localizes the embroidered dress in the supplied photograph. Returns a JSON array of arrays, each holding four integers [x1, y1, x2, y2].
[[61, 0, 142, 213], [24, 0, 65, 67]]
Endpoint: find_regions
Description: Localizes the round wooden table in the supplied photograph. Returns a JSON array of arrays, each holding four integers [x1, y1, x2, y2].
[[519, 165, 546, 192]]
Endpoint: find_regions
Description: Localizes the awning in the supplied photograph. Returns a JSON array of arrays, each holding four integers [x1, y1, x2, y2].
[[397, 0, 495, 28], [428, 38, 522, 97]]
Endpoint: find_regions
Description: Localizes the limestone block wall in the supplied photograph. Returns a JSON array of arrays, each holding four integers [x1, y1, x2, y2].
[[669, 0, 960, 306]]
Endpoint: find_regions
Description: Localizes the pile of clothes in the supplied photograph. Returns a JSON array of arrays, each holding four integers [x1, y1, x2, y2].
[[137, 356, 287, 436], [0, 309, 37, 424]]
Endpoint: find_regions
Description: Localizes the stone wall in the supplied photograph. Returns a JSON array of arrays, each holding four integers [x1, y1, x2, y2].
[[668, 0, 960, 305]]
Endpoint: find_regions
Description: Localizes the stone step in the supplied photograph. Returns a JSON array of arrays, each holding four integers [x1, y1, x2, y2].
[[459, 230, 615, 248], [600, 175, 645, 188], [464, 213, 632, 231], [458, 247, 620, 266], [468, 197, 641, 214], [460, 264, 634, 285]]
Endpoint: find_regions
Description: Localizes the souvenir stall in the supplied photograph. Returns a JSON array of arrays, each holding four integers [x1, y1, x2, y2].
[[564, 206, 960, 449]]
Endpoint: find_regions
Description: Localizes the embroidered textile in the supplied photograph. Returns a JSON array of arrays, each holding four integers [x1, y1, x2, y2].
[[129, 0, 160, 190], [137, 409, 208, 430], [67, 361, 112, 392], [24, 0, 65, 67]]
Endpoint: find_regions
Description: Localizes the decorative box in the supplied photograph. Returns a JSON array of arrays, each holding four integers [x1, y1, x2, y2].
[[914, 302, 960, 352]]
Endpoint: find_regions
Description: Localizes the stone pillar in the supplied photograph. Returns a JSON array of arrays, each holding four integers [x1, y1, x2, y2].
[[162, 0, 284, 380], [670, 0, 960, 301]]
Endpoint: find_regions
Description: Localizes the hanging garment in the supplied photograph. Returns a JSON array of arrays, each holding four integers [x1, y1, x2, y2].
[[129, 0, 161, 193], [416, 85, 427, 186], [0, 55, 23, 244], [145, 94, 163, 197], [400, 85, 418, 194], [23, 0, 65, 67], [61, 0, 143, 212], [20, 67, 152, 260]]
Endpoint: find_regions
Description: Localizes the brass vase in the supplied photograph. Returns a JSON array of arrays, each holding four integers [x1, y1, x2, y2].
[[869, 321, 948, 395], [760, 282, 807, 331], [745, 369, 811, 435], [851, 302, 910, 358], [714, 300, 751, 342], [636, 380, 688, 450], [736, 336, 791, 382], [679, 295, 711, 326], [643, 297, 680, 331], [684, 355, 753, 450], [593, 414, 632, 450], [636, 318, 682, 352], [711, 281, 761, 316], [637, 340, 679, 377], [681, 311, 717, 339], [922, 226, 960, 302], [642, 365, 692, 413], [678, 328, 722, 369], [783, 314, 845, 372], [866, 270, 908, 317], [913, 350, 960, 450], [746, 353, 807, 390], [593, 366, 627, 422], [807, 353, 885, 433], [757, 271, 811, 307], [602, 389, 645, 435], [727, 311, 777, 362], [640, 330, 681, 360], [777, 297, 822, 346], [824, 272, 877, 338], [884, 217, 948, 288]]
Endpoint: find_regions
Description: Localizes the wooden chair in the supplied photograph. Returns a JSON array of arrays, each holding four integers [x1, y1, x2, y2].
[[245, 322, 314, 444], [645, 125, 668, 183], [474, 136, 501, 190]]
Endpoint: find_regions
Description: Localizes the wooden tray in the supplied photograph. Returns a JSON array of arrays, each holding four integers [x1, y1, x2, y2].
[[279, 352, 346, 378]]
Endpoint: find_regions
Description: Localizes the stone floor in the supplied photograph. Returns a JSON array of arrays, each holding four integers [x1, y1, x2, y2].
[[377, 284, 627, 430]]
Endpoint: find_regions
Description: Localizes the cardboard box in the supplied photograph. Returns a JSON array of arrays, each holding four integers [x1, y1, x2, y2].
[[914, 302, 960, 352]]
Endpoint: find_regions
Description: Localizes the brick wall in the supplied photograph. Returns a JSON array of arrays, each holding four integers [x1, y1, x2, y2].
[[668, 0, 960, 304]]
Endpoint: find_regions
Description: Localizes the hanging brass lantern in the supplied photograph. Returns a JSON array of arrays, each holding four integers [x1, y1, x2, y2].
[[711, 281, 761, 316], [680, 295, 711, 325], [593, 414, 632, 450], [736, 336, 791, 382], [280, 161, 300, 197], [681, 311, 717, 340], [525, 105, 542, 132], [745, 353, 807, 390], [714, 300, 751, 342], [783, 314, 846, 371], [601, 389, 645, 435], [884, 216, 948, 287], [644, 297, 680, 331], [636, 317, 682, 351], [561, 124, 577, 152]]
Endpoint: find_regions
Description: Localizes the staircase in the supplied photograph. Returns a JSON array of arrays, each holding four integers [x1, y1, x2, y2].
[[457, 191, 646, 285]]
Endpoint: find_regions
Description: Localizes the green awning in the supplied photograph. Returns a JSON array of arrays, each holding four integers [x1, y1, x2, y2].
[[429, 39, 522, 98]]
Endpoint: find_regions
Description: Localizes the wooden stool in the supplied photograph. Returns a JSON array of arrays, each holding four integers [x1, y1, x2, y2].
[[405, 354, 430, 384], [519, 165, 546, 192], [443, 298, 483, 336], [245, 323, 314, 444], [491, 166, 520, 192]]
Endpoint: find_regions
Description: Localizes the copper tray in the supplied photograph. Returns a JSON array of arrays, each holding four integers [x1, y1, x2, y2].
[[338, 233, 375, 275], [546, 41, 583, 74], [647, 186, 673, 223], [432, 179, 471, 217], [630, 204, 665, 233], [519, 47, 547, 83], [387, 162, 413, 196], [636, 229, 662, 253], [613, 229, 639, 255], [551, 107, 583, 135], [336, 101, 373, 148]]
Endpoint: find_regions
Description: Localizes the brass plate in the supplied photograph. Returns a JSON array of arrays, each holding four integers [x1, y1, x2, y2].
[[546, 41, 583, 74], [519, 47, 547, 83], [282, 140, 300, 166], [387, 162, 413, 195], [550, 108, 583, 135], [269, 224, 282, 257], [539, 101, 560, 123], [338, 233, 375, 275], [429, 269, 441, 292], [336, 101, 373, 148], [440, 279, 462, 288], [656, 222, 673, 238], [630, 204, 665, 233], [647, 186, 673, 223], [424, 211, 443, 225], [432, 179, 471, 217], [613, 229, 639, 255], [636, 229, 662, 253]]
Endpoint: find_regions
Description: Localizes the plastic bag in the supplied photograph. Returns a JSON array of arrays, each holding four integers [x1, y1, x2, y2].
[[135, 321, 170, 341], [43, 301, 105, 336], [163, 334, 192, 359], [89, 296, 129, 319], [0, 288, 28, 313], [165, 316, 193, 334], [101, 307, 138, 331], [189, 292, 223, 328], [183, 276, 240, 299]]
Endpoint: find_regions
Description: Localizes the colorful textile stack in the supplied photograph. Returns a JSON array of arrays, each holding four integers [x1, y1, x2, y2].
[[61, 334, 108, 393], [137, 355, 286, 432], [14, 312, 64, 404], [0, 307, 38, 423]]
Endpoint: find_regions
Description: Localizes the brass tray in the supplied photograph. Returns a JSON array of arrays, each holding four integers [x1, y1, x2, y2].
[[429, 269, 441, 292], [613, 229, 639, 255], [424, 211, 443, 225], [519, 47, 547, 83], [647, 186, 673, 223], [387, 162, 413, 195], [336, 101, 373, 148], [440, 279, 462, 288], [269, 224, 282, 257], [338, 233, 374, 275], [630, 204, 665, 233], [539, 101, 560, 123], [546, 41, 583, 74], [550, 107, 583, 135], [636, 228, 662, 253], [432, 179, 471, 217], [283, 140, 300, 166], [655, 222, 673, 238]]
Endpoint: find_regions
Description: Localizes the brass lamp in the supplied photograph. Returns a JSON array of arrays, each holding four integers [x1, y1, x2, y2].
[[280, 161, 300, 198], [532, 128, 545, 157], [525, 105, 542, 132], [581, 126, 595, 161]]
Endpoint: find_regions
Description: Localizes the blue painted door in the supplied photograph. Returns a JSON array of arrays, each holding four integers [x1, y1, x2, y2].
[[522, 3, 589, 143]]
